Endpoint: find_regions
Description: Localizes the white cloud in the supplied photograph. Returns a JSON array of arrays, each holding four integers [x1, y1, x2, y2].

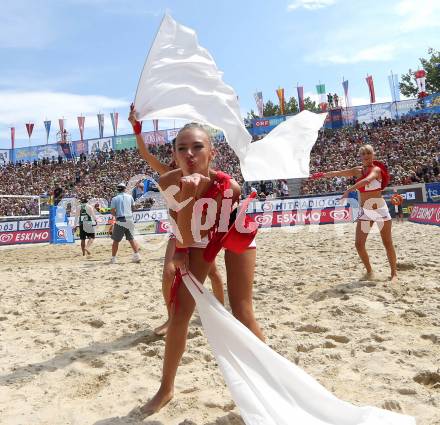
[[395, 0, 440, 31], [306, 43, 400, 64], [287, 0, 336, 11]]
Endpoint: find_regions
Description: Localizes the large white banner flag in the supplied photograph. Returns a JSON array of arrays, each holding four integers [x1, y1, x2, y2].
[[134, 14, 250, 161], [134, 14, 325, 181], [182, 269, 416, 425]]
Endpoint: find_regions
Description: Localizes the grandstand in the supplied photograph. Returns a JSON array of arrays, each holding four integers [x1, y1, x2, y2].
[[0, 113, 439, 217]]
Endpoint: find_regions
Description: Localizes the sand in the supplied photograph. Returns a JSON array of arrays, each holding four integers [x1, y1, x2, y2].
[[0, 221, 439, 425]]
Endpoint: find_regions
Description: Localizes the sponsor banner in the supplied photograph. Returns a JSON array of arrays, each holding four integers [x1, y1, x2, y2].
[[251, 207, 353, 227], [354, 103, 392, 124], [167, 128, 179, 141], [114, 135, 136, 151], [409, 203, 440, 226], [88, 138, 112, 155], [133, 209, 168, 223], [0, 149, 11, 164], [72, 140, 88, 156], [248, 195, 342, 213], [143, 130, 168, 145], [0, 221, 18, 232], [18, 218, 50, 231], [156, 220, 173, 234], [426, 182, 440, 203], [383, 184, 425, 217], [0, 229, 50, 245]]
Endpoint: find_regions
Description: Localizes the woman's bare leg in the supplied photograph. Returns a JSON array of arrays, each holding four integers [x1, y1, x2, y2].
[[355, 220, 374, 277], [141, 249, 211, 416], [208, 261, 224, 305], [154, 238, 176, 336], [225, 249, 264, 341], [379, 220, 397, 282]]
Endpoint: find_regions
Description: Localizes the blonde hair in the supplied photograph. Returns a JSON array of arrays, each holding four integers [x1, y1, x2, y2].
[[359, 144, 374, 155]]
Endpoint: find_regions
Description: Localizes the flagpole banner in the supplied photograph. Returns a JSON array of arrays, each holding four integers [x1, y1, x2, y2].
[[153, 119, 159, 132], [110, 112, 119, 136], [77, 116, 85, 141], [134, 14, 251, 161], [297, 86, 304, 112], [388, 74, 400, 102], [276, 88, 285, 115], [254, 91, 264, 118], [181, 269, 416, 425], [44, 120, 51, 144], [26, 123, 34, 139], [97, 114, 104, 139], [11, 127, 15, 150], [366, 75, 376, 103], [58, 118, 65, 134]]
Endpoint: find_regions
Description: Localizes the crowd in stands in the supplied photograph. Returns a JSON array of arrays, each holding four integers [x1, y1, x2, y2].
[[301, 114, 440, 195], [0, 114, 438, 216]]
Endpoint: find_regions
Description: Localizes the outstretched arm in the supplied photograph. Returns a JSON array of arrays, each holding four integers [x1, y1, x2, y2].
[[129, 104, 172, 176], [311, 167, 359, 179]]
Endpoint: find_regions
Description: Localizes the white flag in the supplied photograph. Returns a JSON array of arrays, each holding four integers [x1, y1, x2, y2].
[[181, 269, 416, 425], [134, 14, 325, 181], [241, 111, 326, 181], [134, 14, 250, 161]]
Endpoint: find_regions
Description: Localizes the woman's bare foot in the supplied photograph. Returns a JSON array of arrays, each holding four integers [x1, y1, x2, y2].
[[360, 271, 375, 281], [85, 248, 91, 257], [154, 319, 169, 336], [390, 274, 398, 283], [139, 387, 173, 417]]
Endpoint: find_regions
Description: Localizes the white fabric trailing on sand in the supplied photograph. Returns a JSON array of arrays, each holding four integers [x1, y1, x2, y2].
[[181, 268, 416, 425], [134, 14, 325, 181]]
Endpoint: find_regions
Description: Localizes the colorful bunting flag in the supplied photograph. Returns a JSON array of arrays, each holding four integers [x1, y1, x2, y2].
[[296, 86, 304, 112], [97, 113, 104, 138], [110, 112, 119, 136], [365, 75, 376, 103], [276, 88, 285, 115], [44, 120, 51, 144], [77, 116, 85, 140], [254, 91, 264, 117]]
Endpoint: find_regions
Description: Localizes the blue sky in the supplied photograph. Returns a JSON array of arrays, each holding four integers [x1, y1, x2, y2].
[[0, 0, 439, 148]]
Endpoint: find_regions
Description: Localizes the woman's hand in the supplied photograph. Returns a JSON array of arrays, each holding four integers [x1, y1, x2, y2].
[[338, 190, 350, 205], [180, 173, 210, 195], [129, 103, 142, 134]]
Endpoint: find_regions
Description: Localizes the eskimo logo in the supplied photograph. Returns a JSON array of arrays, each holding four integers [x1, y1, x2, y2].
[[23, 221, 33, 230], [261, 202, 273, 212], [0, 233, 13, 243], [329, 210, 349, 221], [255, 214, 272, 226], [57, 229, 65, 238]]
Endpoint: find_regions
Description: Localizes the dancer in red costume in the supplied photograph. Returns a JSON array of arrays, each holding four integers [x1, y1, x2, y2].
[[311, 144, 397, 283], [128, 106, 224, 335], [139, 122, 264, 416]]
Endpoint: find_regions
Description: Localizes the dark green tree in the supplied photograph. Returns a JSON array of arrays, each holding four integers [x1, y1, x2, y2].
[[400, 48, 440, 97], [285, 96, 299, 114], [303, 96, 321, 112]]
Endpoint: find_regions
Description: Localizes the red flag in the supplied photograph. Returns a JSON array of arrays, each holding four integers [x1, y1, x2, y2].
[[153, 119, 159, 132], [59, 118, 65, 133], [11, 127, 15, 150], [77, 116, 85, 140], [276, 88, 285, 115], [26, 123, 34, 138], [365, 75, 376, 103]]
